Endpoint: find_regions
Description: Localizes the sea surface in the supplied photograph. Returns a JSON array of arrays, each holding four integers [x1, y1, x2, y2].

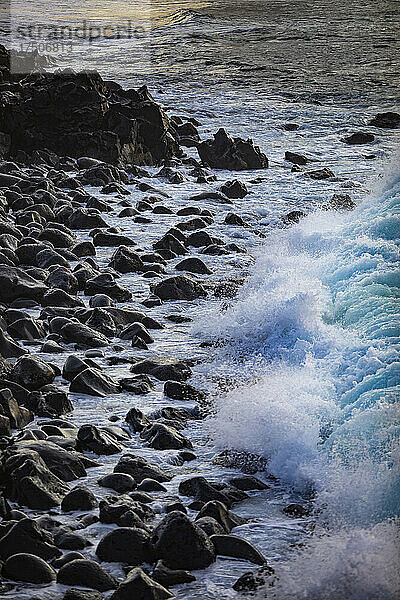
[[0, 1, 399, 598]]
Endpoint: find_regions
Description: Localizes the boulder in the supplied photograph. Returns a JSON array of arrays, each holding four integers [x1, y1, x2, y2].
[[110, 568, 173, 600], [77, 424, 123, 455], [220, 179, 248, 198], [96, 527, 154, 564], [175, 257, 212, 275], [121, 375, 154, 396], [369, 111, 400, 129], [114, 454, 171, 483], [343, 132, 375, 144], [60, 322, 109, 348], [153, 275, 206, 301], [210, 534, 266, 565], [11, 355, 55, 390], [130, 356, 192, 381], [0, 265, 47, 302], [140, 423, 193, 450], [179, 476, 247, 507], [85, 307, 117, 338], [125, 406, 150, 432], [324, 193, 355, 211], [14, 440, 86, 480], [151, 511, 215, 570], [284, 151, 308, 165], [70, 368, 121, 397], [195, 500, 246, 532], [228, 475, 269, 491], [99, 495, 154, 527], [109, 245, 144, 273], [61, 486, 99, 512], [63, 590, 104, 600], [151, 559, 196, 587], [197, 128, 268, 170], [98, 473, 136, 493], [85, 273, 132, 302], [0, 518, 61, 560], [3, 552, 56, 583], [0, 387, 32, 429], [57, 559, 118, 591]]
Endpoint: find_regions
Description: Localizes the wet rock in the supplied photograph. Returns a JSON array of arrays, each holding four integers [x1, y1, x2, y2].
[[99, 494, 154, 527], [98, 473, 136, 493], [196, 500, 246, 532], [90, 294, 115, 308], [110, 568, 173, 600], [224, 212, 248, 226], [211, 534, 266, 565], [46, 267, 79, 294], [283, 503, 311, 517], [121, 375, 154, 396], [14, 440, 86, 480], [284, 151, 308, 165], [60, 322, 109, 348], [57, 559, 118, 591], [63, 589, 104, 600], [114, 454, 171, 483], [130, 356, 192, 381], [179, 476, 247, 507], [72, 241, 96, 257], [151, 511, 215, 570], [175, 257, 212, 275], [197, 128, 268, 170], [0, 328, 27, 358], [163, 380, 206, 403], [369, 111, 400, 129], [120, 322, 154, 343], [86, 307, 117, 338], [153, 233, 187, 256], [141, 422, 193, 450], [70, 368, 120, 397], [68, 208, 108, 230], [0, 518, 61, 560], [343, 132, 375, 144], [0, 387, 32, 429], [220, 179, 248, 198], [37, 248, 70, 269], [232, 564, 275, 593], [7, 316, 46, 340], [85, 273, 132, 302], [304, 167, 335, 180], [153, 275, 206, 301], [151, 559, 196, 587], [39, 227, 75, 248], [228, 475, 269, 491], [93, 231, 135, 247], [62, 355, 92, 381], [42, 288, 85, 308], [125, 406, 150, 432], [11, 355, 55, 390], [138, 478, 167, 492], [3, 552, 56, 583], [26, 385, 73, 417], [0, 265, 47, 303], [54, 529, 89, 551], [195, 516, 226, 536], [96, 527, 154, 564], [61, 486, 99, 512], [324, 193, 355, 210], [109, 246, 144, 273], [77, 424, 123, 455], [281, 210, 306, 225], [53, 552, 86, 569]]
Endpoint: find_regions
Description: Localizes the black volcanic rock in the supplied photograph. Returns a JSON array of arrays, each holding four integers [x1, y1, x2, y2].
[[197, 128, 268, 170], [0, 65, 179, 165]]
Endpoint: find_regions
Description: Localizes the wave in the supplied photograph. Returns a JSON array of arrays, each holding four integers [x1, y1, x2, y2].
[[194, 156, 400, 594]]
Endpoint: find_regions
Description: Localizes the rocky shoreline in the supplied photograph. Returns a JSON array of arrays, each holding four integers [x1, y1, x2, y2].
[[0, 45, 398, 600]]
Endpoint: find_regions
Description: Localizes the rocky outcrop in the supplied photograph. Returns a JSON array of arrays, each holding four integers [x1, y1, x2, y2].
[[0, 60, 179, 165], [197, 128, 268, 170]]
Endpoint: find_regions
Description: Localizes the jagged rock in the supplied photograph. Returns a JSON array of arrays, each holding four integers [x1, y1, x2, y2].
[[14, 440, 86, 480], [114, 454, 171, 483], [153, 233, 187, 256], [220, 179, 248, 198], [324, 193, 355, 210], [7, 316, 46, 340], [0, 328, 27, 358], [99, 495, 154, 527], [36, 248, 70, 269], [96, 527, 154, 564], [86, 308, 117, 338], [281, 210, 306, 225], [228, 475, 269, 491], [0, 518, 61, 560], [46, 267, 79, 294], [210, 534, 266, 565], [61, 486, 99, 512], [98, 473, 136, 493], [120, 322, 153, 343], [68, 208, 109, 229], [153, 275, 206, 300], [57, 559, 118, 591], [125, 406, 150, 432], [151, 511, 215, 570], [42, 288, 85, 308], [0, 388, 32, 428], [195, 516, 226, 536], [110, 568, 173, 600], [0, 265, 47, 302], [121, 375, 154, 395], [63, 589, 104, 600], [11, 355, 55, 390], [304, 167, 335, 180], [283, 503, 311, 517], [224, 212, 248, 226], [141, 423, 193, 450], [130, 356, 192, 381], [232, 564, 275, 593], [197, 128, 268, 170], [72, 240, 97, 257], [3, 552, 56, 583], [77, 424, 123, 455]]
